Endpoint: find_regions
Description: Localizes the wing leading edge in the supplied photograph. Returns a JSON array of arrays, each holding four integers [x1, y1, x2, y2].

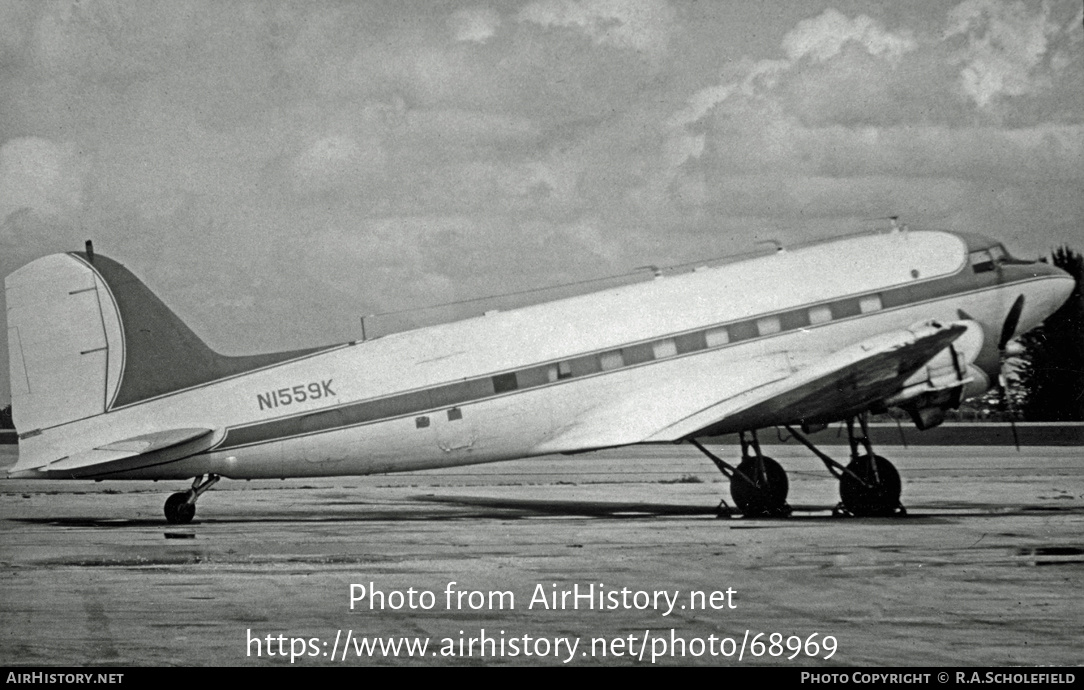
[[647, 320, 979, 441], [531, 320, 979, 454]]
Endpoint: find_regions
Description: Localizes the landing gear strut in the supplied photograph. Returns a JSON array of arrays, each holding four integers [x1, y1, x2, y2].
[[164, 474, 220, 524], [690, 431, 791, 518], [786, 414, 905, 517]]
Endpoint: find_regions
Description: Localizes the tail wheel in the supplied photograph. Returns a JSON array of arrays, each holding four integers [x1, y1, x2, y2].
[[730, 456, 790, 517], [164, 492, 196, 524], [839, 454, 902, 517]]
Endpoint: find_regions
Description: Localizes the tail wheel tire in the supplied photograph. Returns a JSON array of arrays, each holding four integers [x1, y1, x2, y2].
[[164, 492, 196, 524]]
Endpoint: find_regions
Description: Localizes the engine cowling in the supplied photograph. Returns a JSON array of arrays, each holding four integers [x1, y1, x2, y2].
[[884, 320, 989, 430]]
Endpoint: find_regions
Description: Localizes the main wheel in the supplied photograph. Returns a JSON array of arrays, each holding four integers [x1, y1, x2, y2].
[[730, 456, 790, 517], [839, 454, 902, 517], [164, 492, 196, 524]]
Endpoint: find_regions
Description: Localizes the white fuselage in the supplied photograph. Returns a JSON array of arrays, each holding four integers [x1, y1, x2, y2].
[[10, 230, 1073, 480]]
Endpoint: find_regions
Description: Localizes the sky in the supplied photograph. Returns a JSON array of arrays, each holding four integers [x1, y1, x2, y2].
[[1, 0, 1082, 406]]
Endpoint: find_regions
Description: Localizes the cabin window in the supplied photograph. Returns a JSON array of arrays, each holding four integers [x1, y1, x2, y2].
[[415, 416, 430, 428], [859, 294, 883, 313], [705, 327, 729, 347], [969, 250, 995, 273], [493, 372, 518, 393], [447, 408, 462, 421], [653, 339, 677, 359], [809, 305, 832, 324], [756, 316, 781, 336], [599, 350, 624, 371]]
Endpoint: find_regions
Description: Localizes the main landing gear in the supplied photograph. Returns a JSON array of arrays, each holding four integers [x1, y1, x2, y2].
[[690, 431, 791, 518], [691, 413, 906, 518], [164, 474, 220, 524], [786, 414, 905, 517]]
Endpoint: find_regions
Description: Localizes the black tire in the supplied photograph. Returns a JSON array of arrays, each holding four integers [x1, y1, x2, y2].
[[839, 454, 902, 517], [730, 455, 789, 517], [164, 492, 196, 524]]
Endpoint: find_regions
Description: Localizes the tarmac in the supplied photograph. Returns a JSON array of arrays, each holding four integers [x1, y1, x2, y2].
[[1, 442, 1081, 667]]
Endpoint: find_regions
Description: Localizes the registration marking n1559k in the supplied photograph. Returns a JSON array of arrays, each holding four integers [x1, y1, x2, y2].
[[257, 380, 335, 410]]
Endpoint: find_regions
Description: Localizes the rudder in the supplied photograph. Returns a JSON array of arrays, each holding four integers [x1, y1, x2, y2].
[[6, 253, 122, 434]]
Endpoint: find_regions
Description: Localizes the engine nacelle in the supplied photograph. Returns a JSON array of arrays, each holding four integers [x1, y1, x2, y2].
[[885, 320, 990, 430], [897, 365, 990, 430]]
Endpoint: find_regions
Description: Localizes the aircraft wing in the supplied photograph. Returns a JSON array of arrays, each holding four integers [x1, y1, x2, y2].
[[13, 428, 216, 479], [535, 321, 973, 452], [649, 322, 972, 441]]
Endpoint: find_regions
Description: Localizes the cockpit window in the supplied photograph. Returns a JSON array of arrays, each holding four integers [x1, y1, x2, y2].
[[970, 243, 1022, 272]]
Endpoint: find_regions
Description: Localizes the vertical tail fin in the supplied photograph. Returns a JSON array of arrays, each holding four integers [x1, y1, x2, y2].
[[6, 251, 319, 436], [7, 253, 122, 433]]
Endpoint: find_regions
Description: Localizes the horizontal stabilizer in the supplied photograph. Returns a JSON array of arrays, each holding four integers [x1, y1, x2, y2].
[[17, 428, 215, 479]]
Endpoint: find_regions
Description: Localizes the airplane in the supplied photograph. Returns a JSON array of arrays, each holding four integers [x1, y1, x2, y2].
[[4, 224, 1075, 523]]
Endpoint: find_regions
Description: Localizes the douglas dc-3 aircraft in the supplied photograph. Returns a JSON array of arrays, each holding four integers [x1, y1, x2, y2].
[[4, 225, 1075, 523]]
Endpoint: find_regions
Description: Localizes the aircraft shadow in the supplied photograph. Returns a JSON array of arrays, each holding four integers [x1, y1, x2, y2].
[[7, 501, 1078, 528], [412, 495, 719, 518]]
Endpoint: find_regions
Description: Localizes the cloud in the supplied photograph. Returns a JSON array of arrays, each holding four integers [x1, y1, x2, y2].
[[667, 84, 735, 129], [0, 137, 89, 221], [669, 9, 918, 133], [668, 1, 1082, 135], [944, 0, 1063, 106], [518, 0, 675, 55], [449, 6, 501, 44], [783, 8, 916, 63]]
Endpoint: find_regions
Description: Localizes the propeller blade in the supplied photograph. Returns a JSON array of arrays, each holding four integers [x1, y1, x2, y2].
[[998, 295, 1025, 351]]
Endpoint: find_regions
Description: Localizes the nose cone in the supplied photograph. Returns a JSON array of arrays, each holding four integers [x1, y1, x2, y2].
[[1020, 262, 1077, 337], [997, 259, 1075, 342], [1041, 263, 1077, 314]]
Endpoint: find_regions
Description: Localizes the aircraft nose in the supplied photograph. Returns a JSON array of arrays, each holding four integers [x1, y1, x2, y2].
[[1002, 262, 1077, 344], [1045, 264, 1076, 312]]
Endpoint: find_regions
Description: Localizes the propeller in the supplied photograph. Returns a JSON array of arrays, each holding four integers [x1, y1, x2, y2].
[[998, 295, 1025, 352], [997, 296, 1025, 449]]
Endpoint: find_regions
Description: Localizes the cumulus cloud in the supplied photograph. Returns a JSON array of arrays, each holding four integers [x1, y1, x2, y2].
[[669, 1, 1081, 134], [518, 0, 675, 55], [944, 0, 1063, 106], [783, 8, 916, 63], [0, 137, 89, 220], [669, 9, 917, 135]]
